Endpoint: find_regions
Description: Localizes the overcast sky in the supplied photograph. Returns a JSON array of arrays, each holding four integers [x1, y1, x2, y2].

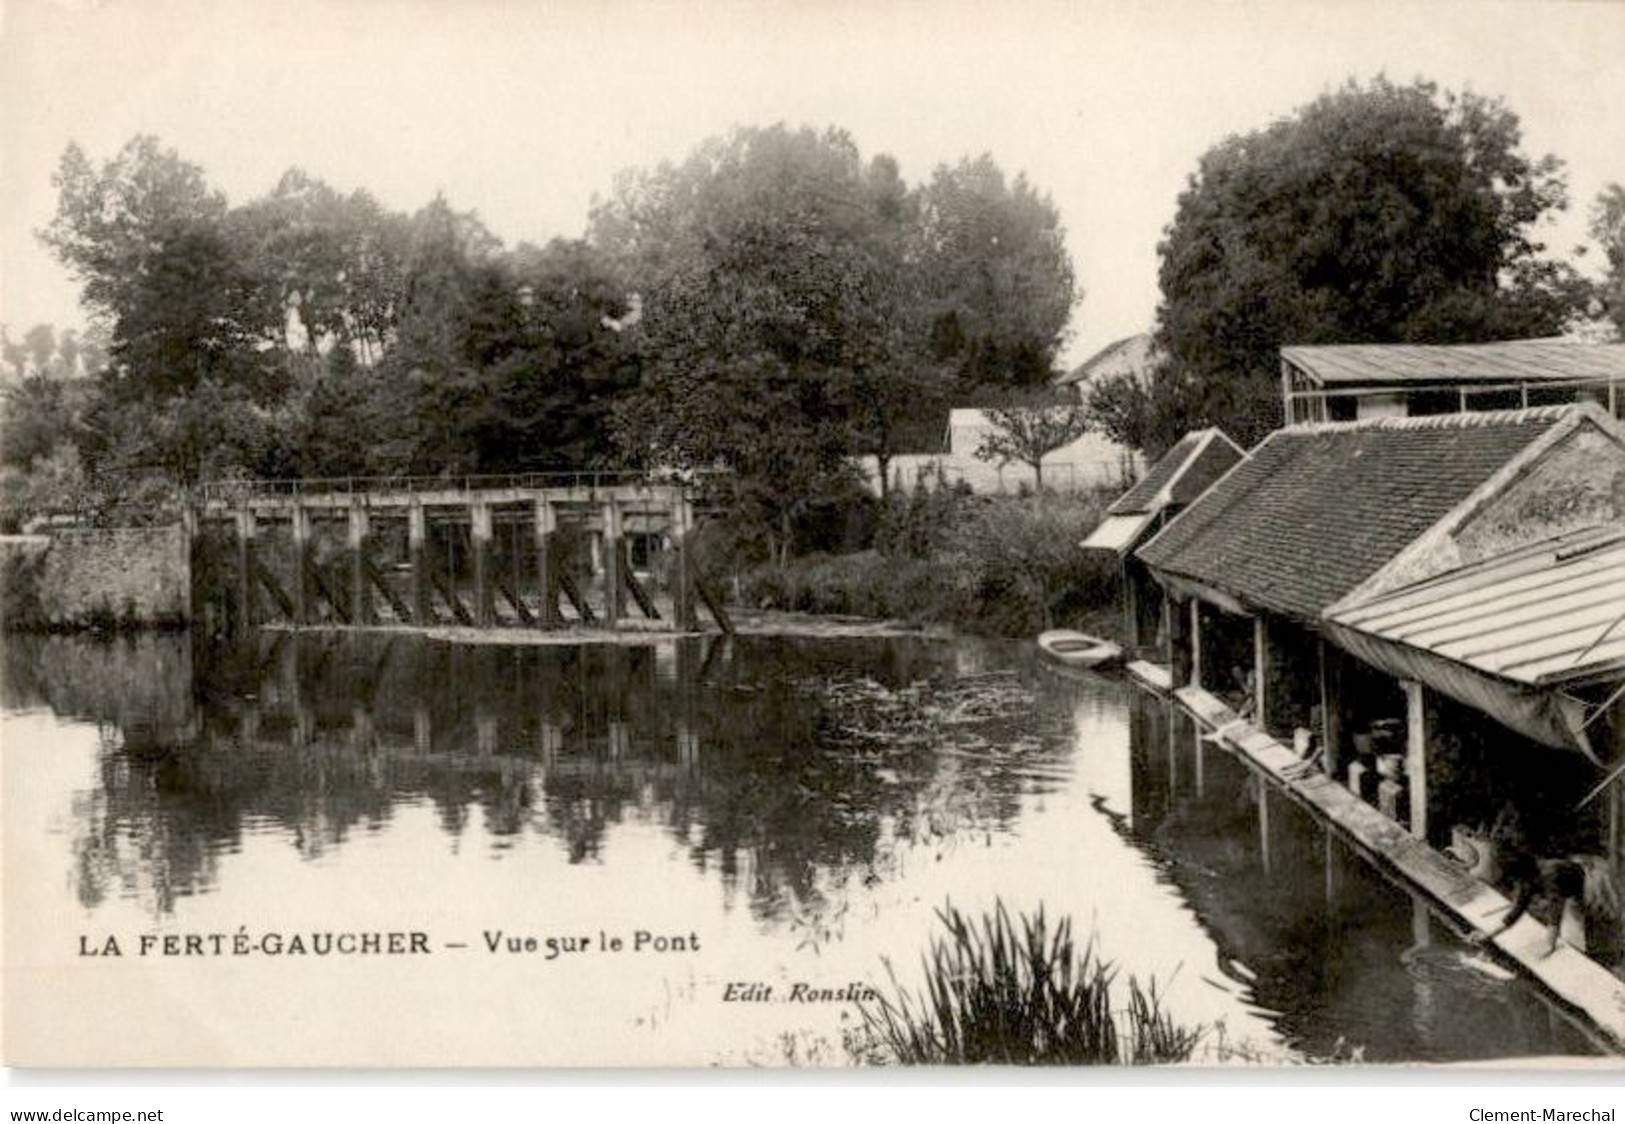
[[3, 0, 1623, 367]]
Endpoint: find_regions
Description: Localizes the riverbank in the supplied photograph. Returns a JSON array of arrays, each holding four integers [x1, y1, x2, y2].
[[261, 607, 955, 647]]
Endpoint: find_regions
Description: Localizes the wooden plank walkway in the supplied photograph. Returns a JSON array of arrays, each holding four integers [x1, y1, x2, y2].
[[1171, 682, 1625, 1051]]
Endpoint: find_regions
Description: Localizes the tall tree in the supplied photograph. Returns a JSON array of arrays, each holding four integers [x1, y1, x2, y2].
[[1131, 77, 1593, 451], [591, 125, 924, 558], [918, 154, 1077, 389], [1593, 183, 1625, 339]]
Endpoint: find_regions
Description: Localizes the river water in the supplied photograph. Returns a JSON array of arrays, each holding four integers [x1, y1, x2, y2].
[[0, 629, 1603, 1065]]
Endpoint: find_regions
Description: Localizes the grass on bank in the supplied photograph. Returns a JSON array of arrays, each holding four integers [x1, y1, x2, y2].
[[858, 901, 1204, 1065]]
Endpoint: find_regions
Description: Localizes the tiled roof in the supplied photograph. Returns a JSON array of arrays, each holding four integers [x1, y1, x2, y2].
[[1137, 409, 1570, 621], [1108, 428, 1244, 516], [1281, 340, 1625, 386], [1109, 432, 1203, 514]]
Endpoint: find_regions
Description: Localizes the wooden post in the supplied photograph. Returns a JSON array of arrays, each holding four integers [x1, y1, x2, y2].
[[1189, 599, 1204, 689], [1190, 709, 1205, 797], [1253, 616, 1270, 733], [471, 501, 494, 627], [1403, 679, 1429, 841], [1319, 638, 1346, 781], [291, 505, 312, 625], [673, 493, 696, 631], [603, 498, 623, 624], [348, 500, 371, 626], [1165, 595, 1192, 686], [236, 506, 258, 630], [1122, 560, 1140, 649], [534, 498, 558, 627], [1258, 775, 1272, 877], [409, 501, 430, 625]]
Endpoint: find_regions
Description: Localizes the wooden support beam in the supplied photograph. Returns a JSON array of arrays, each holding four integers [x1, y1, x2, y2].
[[349, 501, 372, 626], [236, 507, 258, 631], [534, 498, 559, 628], [363, 556, 413, 623], [252, 557, 296, 621], [494, 569, 536, 625], [1189, 598, 1203, 689], [1253, 616, 1270, 734], [426, 561, 474, 626], [1319, 638, 1346, 782], [620, 540, 661, 620], [1403, 678, 1430, 842], [557, 569, 597, 625], [291, 505, 313, 625], [409, 501, 432, 625], [306, 557, 352, 624], [672, 497, 696, 631], [693, 572, 734, 635], [471, 501, 494, 627], [602, 498, 623, 624], [1165, 595, 1192, 687]]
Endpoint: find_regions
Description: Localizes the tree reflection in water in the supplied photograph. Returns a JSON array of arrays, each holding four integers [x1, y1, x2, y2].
[[16, 631, 1050, 924]]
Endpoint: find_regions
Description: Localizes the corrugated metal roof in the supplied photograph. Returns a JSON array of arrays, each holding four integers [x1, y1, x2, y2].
[[1329, 523, 1625, 688], [1282, 340, 1625, 386]]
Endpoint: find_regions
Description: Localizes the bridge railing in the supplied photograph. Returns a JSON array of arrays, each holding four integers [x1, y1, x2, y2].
[[199, 470, 722, 506]]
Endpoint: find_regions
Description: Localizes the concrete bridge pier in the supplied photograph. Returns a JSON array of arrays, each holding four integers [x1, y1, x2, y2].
[[672, 496, 696, 631], [291, 505, 313, 625], [408, 501, 430, 625], [602, 497, 623, 623], [236, 507, 258, 631], [349, 500, 371, 626], [534, 498, 558, 628], [471, 501, 494, 626]]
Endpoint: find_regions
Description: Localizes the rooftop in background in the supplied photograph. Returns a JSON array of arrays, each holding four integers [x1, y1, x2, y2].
[[1281, 340, 1625, 386], [1055, 332, 1157, 389], [1136, 407, 1577, 622], [1328, 523, 1625, 690]]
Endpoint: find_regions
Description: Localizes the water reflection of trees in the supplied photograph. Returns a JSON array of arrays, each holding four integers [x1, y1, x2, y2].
[[24, 631, 1039, 921]]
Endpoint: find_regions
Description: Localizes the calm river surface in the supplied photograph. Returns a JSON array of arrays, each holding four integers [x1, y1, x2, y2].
[[0, 629, 1603, 1065]]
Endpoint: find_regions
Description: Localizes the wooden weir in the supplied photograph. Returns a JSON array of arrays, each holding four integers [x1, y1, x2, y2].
[[194, 473, 734, 634]]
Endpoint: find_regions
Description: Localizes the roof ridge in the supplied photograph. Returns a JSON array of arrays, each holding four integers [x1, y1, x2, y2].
[[1283, 404, 1577, 434]]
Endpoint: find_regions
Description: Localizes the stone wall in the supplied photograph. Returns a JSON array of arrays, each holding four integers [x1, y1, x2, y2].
[[0, 524, 189, 630]]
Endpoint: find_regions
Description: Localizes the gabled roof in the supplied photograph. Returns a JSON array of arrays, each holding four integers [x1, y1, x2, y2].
[[1057, 333, 1157, 387], [1281, 340, 1625, 386], [1108, 428, 1244, 516], [1328, 523, 1625, 689], [1137, 407, 1576, 621]]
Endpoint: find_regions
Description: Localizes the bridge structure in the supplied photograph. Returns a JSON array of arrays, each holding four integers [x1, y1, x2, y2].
[[191, 472, 734, 634]]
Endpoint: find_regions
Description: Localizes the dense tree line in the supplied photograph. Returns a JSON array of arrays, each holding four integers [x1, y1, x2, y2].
[[1087, 78, 1616, 455], [3, 127, 1076, 549]]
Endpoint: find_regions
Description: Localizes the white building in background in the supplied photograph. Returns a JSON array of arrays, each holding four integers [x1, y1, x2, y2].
[[857, 407, 1142, 496]]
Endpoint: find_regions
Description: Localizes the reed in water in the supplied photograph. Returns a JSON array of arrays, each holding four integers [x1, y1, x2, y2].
[[859, 901, 1204, 1065]]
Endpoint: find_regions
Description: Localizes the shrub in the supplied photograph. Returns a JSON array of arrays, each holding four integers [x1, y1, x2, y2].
[[737, 491, 1122, 638], [859, 901, 1204, 1065]]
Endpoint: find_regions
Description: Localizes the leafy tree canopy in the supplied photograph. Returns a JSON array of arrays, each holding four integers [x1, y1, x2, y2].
[[1103, 77, 1594, 453]]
